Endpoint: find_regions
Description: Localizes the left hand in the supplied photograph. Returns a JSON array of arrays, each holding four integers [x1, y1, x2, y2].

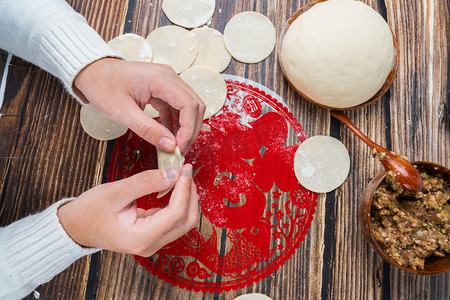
[[73, 58, 206, 153], [58, 164, 199, 256]]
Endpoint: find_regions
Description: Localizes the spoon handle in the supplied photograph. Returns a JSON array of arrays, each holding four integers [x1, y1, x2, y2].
[[330, 110, 388, 154]]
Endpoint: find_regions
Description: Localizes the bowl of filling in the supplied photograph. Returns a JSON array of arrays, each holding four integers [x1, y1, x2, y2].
[[359, 162, 450, 275], [278, 0, 399, 110]]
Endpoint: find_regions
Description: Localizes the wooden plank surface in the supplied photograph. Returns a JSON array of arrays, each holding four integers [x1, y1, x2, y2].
[[0, 0, 449, 299]]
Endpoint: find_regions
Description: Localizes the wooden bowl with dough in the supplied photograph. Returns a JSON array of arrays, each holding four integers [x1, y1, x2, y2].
[[278, 0, 399, 110], [359, 161, 450, 275]]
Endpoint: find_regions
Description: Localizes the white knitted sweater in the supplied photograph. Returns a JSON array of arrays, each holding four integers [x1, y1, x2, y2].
[[0, 0, 120, 298]]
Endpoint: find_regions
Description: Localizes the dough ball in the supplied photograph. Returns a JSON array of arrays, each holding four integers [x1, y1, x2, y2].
[[294, 136, 350, 193], [224, 11, 276, 63], [162, 0, 215, 29], [179, 66, 227, 119], [234, 294, 272, 300], [157, 146, 185, 198], [281, 0, 395, 108], [146, 26, 198, 74], [144, 104, 159, 118], [80, 104, 127, 141], [107, 33, 152, 62], [191, 28, 231, 73]]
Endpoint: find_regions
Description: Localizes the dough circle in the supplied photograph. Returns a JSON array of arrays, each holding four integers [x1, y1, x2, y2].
[[294, 136, 350, 193], [80, 104, 127, 141], [179, 66, 227, 119], [146, 26, 198, 74], [162, 0, 215, 29], [224, 11, 276, 63], [191, 28, 231, 73], [281, 0, 395, 108], [233, 294, 272, 300], [107, 33, 152, 62]]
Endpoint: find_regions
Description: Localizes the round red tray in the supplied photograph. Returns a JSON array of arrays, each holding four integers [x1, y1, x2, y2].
[[107, 75, 318, 293]]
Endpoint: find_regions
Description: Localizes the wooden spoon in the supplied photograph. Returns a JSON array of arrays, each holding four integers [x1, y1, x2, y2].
[[330, 110, 423, 193]]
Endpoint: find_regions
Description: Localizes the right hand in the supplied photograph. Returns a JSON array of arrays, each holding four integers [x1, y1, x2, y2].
[[73, 59, 206, 154], [57, 164, 199, 257]]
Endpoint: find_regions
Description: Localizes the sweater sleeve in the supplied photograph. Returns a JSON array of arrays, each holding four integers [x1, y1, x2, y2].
[[0, 0, 121, 102], [0, 199, 100, 299]]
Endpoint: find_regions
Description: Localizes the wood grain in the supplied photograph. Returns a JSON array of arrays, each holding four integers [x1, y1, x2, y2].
[[0, 0, 448, 299]]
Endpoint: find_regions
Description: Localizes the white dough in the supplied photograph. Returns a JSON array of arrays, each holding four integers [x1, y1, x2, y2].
[[107, 33, 152, 62], [234, 294, 272, 300], [294, 136, 350, 193], [191, 28, 231, 73], [224, 11, 276, 63], [179, 66, 227, 119], [281, 0, 395, 108], [162, 0, 215, 29], [80, 104, 127, 141], [146, 26, 198, 74], [157, 146, 185, 198], [144, 104, 159, 118]]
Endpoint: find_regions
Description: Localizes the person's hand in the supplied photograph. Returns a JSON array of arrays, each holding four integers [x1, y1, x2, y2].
[[57, 164, 199, 256], [73, 58, 206, 153]]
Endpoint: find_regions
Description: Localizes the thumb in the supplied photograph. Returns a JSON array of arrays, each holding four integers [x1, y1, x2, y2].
[[117, 105, 176, 151], [108, 168, 180, 207]]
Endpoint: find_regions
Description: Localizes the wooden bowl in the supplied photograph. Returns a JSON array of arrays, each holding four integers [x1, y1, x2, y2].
[[359, 161, 450, 275], [278, 0, 399, 110]]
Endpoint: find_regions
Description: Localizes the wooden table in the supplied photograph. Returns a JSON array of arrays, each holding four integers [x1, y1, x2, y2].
[[1, 0, 449, 299]]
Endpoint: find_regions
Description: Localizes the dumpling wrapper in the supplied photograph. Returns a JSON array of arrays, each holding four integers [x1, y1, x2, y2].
[[233, 294, 272, 300], [146, 26, 198, 74], [293, 136, 350, 193], [107, 33, 152, 62], [144, 104, 159, 118], [179, 66, 227, 119], [80, 104, 127, 141], [157, 146, 185, 198], [162, 0, 215, 29], [191, 28, 231, 73], [223, 11, 276, 63]]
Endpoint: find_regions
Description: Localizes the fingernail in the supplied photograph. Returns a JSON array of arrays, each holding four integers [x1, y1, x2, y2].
[[162, 168, 180, 183], [182, 164, 193, 177], [158, 137, 175, 151]]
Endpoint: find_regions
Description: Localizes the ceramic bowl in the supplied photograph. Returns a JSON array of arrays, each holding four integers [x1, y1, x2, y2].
[[278, 0, 399, 110], [359, 161, 450, 275]]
